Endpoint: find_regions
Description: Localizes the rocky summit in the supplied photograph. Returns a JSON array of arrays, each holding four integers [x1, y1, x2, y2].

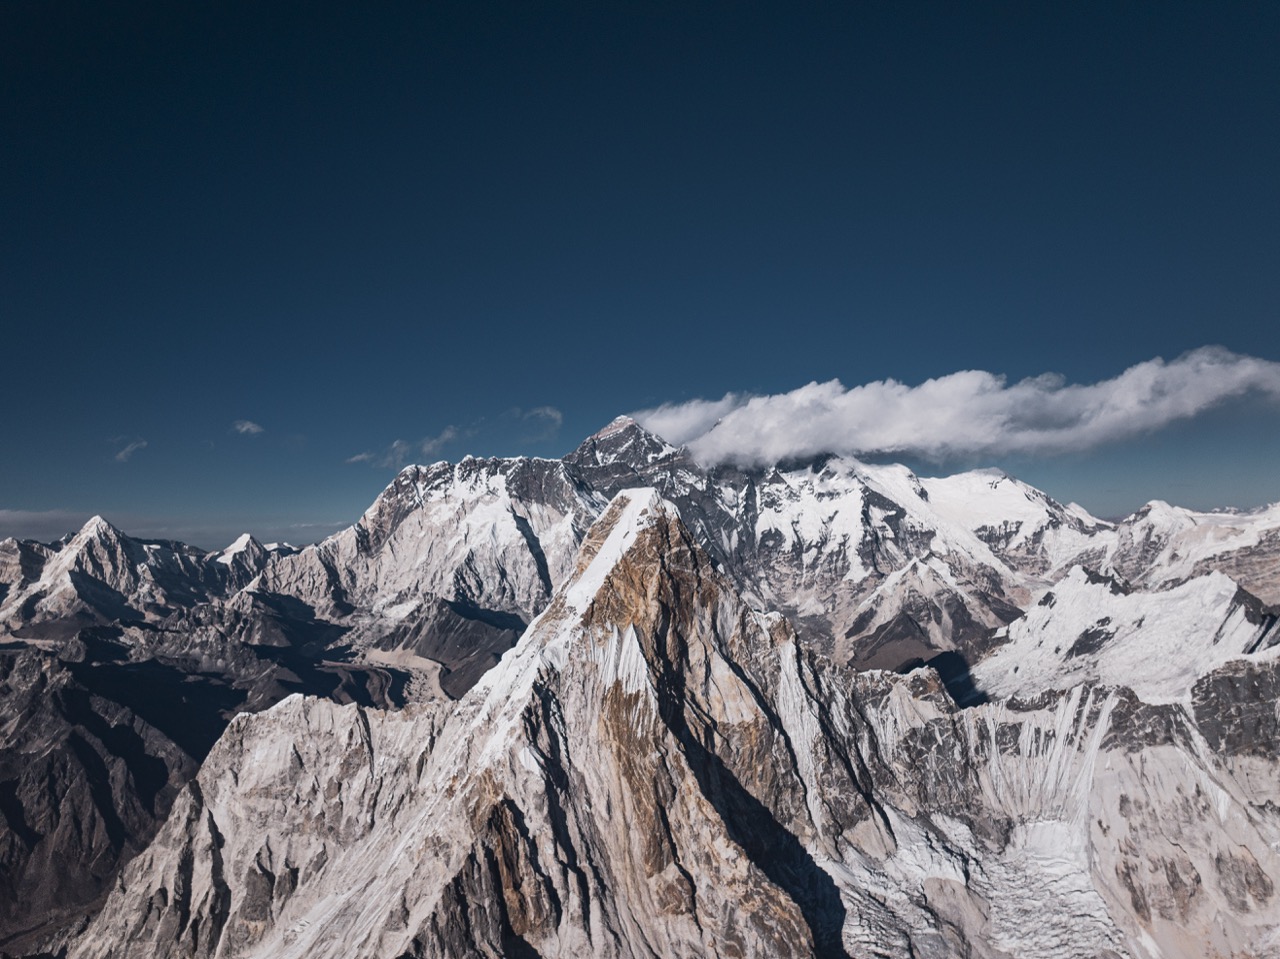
[[3, 420, 1280, 957]]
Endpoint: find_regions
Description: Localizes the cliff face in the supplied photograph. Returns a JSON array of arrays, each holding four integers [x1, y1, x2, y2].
[[0, 643, 199, 952], [67, 493, 1280, 959]]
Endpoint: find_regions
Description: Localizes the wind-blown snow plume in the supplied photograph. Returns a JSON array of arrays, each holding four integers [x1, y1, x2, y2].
[[633, 346, 1280, 465]]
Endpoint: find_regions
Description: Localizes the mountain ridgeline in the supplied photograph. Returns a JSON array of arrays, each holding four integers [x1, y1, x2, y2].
[[2, 418, 1279, 957]]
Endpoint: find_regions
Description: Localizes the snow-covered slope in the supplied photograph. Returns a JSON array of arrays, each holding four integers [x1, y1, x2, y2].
[[0, 517, 270, 635], [1105, 500, 1280, 603], [253, 455, 602, 696], [919, 468, 1111, 577], [974, 566, 1280, 703]]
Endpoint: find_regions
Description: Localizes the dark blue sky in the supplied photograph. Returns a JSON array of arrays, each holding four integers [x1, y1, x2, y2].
[[4, 1, 1279, 545]]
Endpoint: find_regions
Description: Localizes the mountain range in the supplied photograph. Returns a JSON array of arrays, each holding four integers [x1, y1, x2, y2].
[[2, 417, 1278, 957]]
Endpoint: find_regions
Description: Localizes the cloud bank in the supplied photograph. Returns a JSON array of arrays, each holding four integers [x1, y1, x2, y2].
[[632, 347, 1280, 466]]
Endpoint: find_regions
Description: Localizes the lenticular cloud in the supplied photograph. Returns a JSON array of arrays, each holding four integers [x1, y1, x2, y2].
[[633, 347, 1280, 466]]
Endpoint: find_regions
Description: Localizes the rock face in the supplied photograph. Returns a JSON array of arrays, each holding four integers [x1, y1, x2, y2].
[[0, 523, 413, 954], [0, 640, 199, 951], [67, 492, 1280, 959], [5, 419, 1280, 955]]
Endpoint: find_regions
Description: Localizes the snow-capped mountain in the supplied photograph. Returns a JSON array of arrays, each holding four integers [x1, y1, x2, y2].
[[0, 518, 283, 635], [975, 566, 1279, 703], [245, 419, 1114, 685], [3, 417, 1279, 956], [66, 491, 1280, 959], [1104, 499, 1280, 603]]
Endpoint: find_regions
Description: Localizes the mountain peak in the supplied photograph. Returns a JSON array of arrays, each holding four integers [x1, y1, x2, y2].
[[593, 414, 640, 437], [567, 416, 679, 470], [469, 487, 674, 718], [564, 488, 668, 600], [76, 514, 121, 541], [214, 532, 265, 565]]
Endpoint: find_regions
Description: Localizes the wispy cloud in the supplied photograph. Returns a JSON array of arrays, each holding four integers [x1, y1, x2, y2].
[[420, 426, 459, 457], [633, 346, 1280, 466], [631, 393, 745, 448], [114, 438, 147, 462], [507, 405, 564, 443], [232, 419, 264, 435], [347, 426, 459, 469]]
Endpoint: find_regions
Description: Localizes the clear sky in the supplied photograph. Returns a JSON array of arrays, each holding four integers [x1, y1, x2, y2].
[[3, 1, 1279, 546]]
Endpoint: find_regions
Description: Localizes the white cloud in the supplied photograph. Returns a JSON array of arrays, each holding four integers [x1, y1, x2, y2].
[[420, 426, 459, 457], [507, 405, 564, 442], [114, 439, 147, 462], [233, 419, 264, 435], [629, 393, 746, 445], [633, 347, 1280, 466], [348, 427, 459, 469]]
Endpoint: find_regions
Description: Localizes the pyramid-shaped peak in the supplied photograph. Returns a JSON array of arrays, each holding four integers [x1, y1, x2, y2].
[[569, 416, 679, 470], [593, 414, 641, 438], [77, 514, 122, 540], [215, 532, 265, 565], [469, 488, 675, 703]]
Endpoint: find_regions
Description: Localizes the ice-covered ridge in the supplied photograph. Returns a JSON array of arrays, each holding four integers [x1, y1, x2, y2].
[[753, 459, 872, 579], [467, 488, 666, 765], [974, 566, 1278, 704], [923, 469, 1107, 537], [750, 456, 1012, 582], [1112, 498, 1280, 578], [472, 488, 664, 696]]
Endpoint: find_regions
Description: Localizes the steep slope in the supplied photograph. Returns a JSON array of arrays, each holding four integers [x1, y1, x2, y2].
[[0, 633, 220, 954], [974, 566, 1280, 703], [69, 492, 1280, 959], [1105, 500, 1280, 604], [254, 455, 602, 696], [568, 424, 1032, 662]]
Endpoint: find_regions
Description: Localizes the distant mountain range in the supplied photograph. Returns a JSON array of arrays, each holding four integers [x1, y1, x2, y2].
[[3, 418, 1278, 957]]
